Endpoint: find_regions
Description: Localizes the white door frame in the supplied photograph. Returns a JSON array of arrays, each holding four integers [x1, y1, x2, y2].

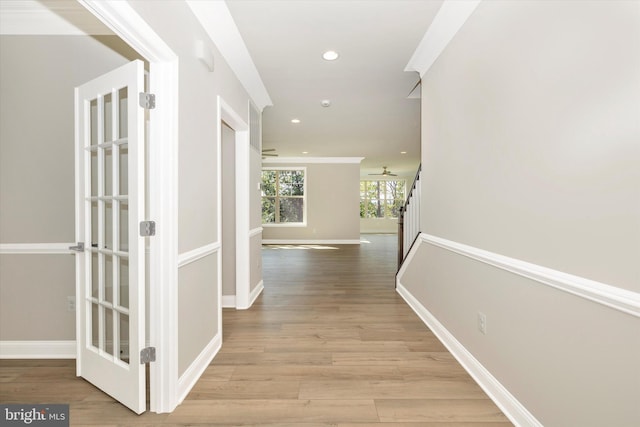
[[79, 0, 179, 413], [217, 97, 251, 310]]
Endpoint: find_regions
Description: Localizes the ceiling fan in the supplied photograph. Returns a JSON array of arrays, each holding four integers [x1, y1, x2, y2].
[[369, 166, 397, 177], [262, 148, 278, 158]]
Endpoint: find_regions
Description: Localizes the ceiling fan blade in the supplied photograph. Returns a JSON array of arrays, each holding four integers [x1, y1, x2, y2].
[[369, 166, 396, 177]]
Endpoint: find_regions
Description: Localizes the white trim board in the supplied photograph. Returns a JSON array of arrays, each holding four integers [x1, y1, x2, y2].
[[0, 243, 75, 255], [405, 0, 481, 77], [263, 157, 364, 164], [185, 0, 272, 111], [395, 284, 542, 427], [420, 233, 640, 318], [0, 341, 76, 359], [262, 239, 361, 245], [177, 242, 220, 268], [249, 227, 263, 238], [248, 280, 264, 307], [222, 295, 236, 308], [176, 333, 221, 404]]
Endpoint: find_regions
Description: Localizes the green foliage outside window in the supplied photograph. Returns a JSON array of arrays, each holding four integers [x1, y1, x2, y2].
[[262, 169, 305, 224], [360, 180, 405, 219]]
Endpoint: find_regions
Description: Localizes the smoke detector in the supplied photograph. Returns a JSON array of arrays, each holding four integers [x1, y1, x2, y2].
[[321, 99, 331, 107]]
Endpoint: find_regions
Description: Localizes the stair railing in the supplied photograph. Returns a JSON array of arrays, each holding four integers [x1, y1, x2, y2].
[[398, 164, 421, 271]]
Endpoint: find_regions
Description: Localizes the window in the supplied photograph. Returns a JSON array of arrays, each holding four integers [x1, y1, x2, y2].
[[360, 180, 405, 219], [262, 168, 306, 224]]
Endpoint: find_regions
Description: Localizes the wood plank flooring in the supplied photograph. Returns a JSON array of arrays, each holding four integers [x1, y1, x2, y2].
[[0, 234, 512, 426]]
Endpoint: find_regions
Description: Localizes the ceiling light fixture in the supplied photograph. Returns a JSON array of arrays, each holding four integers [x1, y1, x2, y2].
[[302, 151, 309, 154], [291, 119, 301, 124], [321, 99, 331, 107], [322, 50, 339, 61], [400, 151, 407, 154]]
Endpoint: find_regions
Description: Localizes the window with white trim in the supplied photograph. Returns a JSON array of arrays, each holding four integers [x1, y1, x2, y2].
[[262, 168, 306, 224], [360, 180, 406, 219]]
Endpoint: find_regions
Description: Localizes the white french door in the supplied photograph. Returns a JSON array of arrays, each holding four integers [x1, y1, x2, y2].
[[73, 60, 146, 414]]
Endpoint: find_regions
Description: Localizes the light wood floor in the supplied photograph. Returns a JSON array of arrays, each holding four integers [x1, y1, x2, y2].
[[0, 234, 512, 426]]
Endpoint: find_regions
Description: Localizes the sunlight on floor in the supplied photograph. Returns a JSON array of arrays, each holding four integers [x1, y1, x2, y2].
[[264, 244, 339, 250]]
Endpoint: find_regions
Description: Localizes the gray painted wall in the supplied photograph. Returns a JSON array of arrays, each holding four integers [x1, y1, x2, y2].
[[400, 1, 640, 426], [0, 35, 140, 341], [262, 161, 361, 242]]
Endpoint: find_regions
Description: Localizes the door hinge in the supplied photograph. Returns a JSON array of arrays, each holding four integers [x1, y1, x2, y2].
[[139, 92, 156, 109], [140, 347, 156, 364], [139, 221, 156, 237]]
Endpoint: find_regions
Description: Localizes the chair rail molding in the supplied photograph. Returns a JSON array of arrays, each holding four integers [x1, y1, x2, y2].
[[419, 233, 640, 317]]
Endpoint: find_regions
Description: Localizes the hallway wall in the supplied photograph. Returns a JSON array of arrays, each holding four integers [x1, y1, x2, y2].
[[399, 1, 640, 426]]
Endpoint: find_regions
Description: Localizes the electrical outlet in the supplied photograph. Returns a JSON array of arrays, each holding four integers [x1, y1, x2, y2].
[[67, 296, 76, 312], [477, 312, 487, 334]]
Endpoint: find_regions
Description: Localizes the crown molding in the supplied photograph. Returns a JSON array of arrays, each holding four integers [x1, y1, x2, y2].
[[262, 157, 364, 164]]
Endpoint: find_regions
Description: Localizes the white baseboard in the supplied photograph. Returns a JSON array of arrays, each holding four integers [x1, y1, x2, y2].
[[249, 280, 264, 306], [222, 295, 236, 308], [395, 283, 542, 427], [0, 340, 76, 359], [262, 239, 361, 245], [177, 332, 221, 404]]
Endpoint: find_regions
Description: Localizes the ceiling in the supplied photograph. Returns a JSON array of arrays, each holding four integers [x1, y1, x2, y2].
[[225, 0, 443, 177], [1, 0, 443, 178]]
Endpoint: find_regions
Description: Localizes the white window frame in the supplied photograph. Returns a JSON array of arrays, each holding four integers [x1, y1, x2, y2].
[[261, 166, 307, 227]]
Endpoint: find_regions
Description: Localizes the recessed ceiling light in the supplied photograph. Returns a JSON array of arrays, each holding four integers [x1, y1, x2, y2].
[[302, 151, 309, 154], [322, 50, 339, 61], [400, 151, 407, 154], [291, 119, 301, 124]]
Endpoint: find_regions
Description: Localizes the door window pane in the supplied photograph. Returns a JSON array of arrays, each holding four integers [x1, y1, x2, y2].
[[90, 150, 98, 196], [105, 308, 114, 356], [119, 201, 129, 253], [90, 99, 98, 146], [91, 252, 99, 299], [119, 313, 129, 364], [119, 144, 128, 196], [104, 147, 113, 196], [118, 88, 128, 139], [104, 92, 113, 143], [119, 258, 129, 309], [91, 303, 99, 349], [104, 201, 113, 250]]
